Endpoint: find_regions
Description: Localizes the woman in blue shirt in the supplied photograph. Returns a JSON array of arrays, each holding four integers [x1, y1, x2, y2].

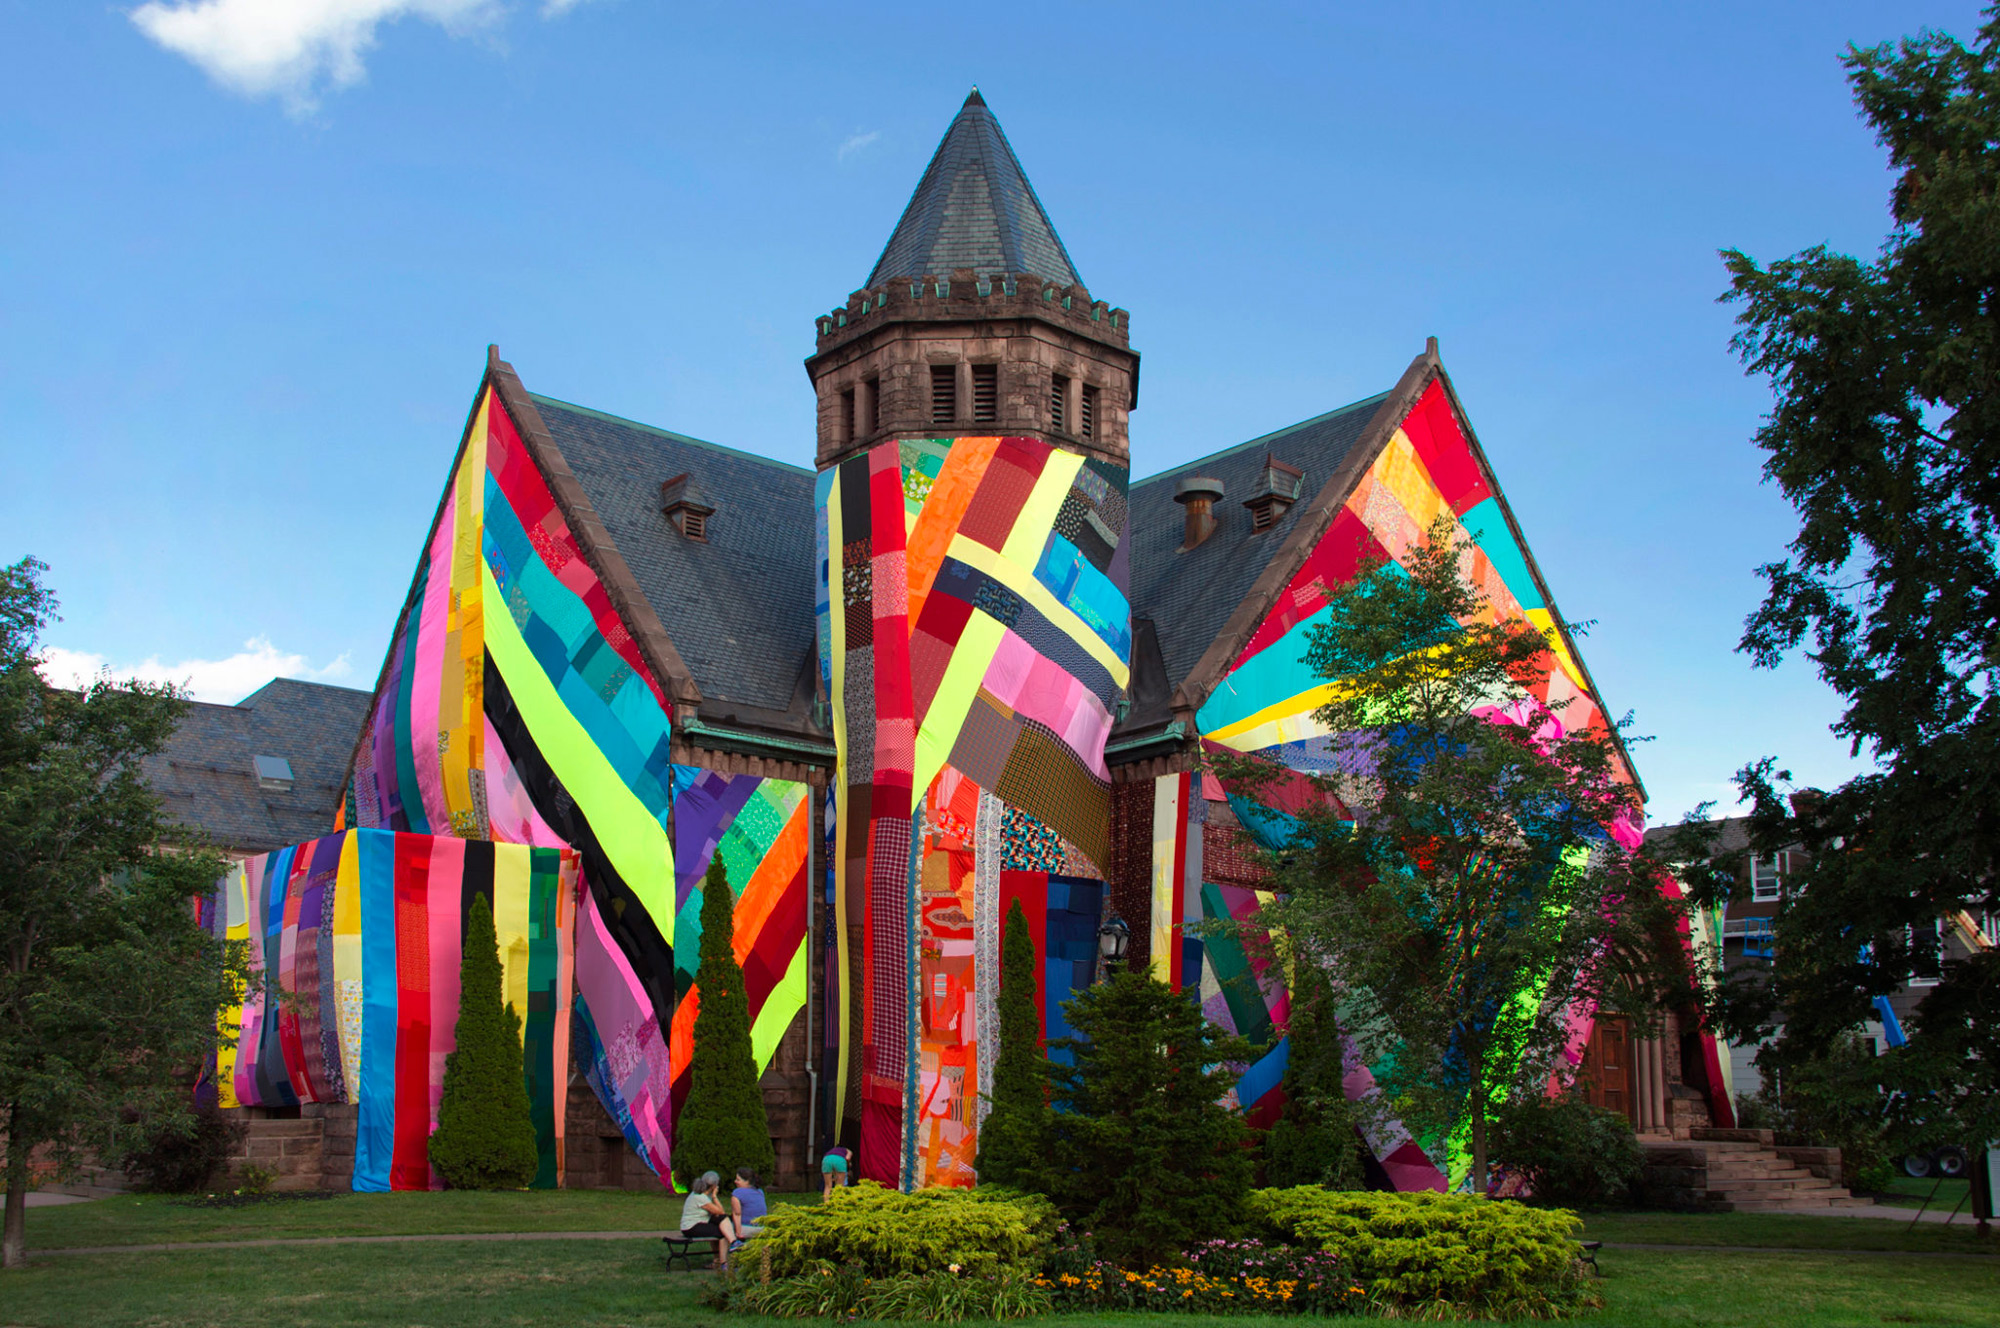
[[730, 1166, 767, 1244]]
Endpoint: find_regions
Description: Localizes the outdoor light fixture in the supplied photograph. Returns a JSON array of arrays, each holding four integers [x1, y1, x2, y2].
[[1097, 914, 1130, 973]]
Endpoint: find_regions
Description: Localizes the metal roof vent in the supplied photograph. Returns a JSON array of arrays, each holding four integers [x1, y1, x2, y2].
[[660, 473, 716, 543], [1242, 454, 1305, 532], [1173, 476, 1226, 551], [253, 755, 294, 791]]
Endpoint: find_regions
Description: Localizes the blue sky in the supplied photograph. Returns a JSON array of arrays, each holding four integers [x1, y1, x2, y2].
[[2, 0, 1975, 824]]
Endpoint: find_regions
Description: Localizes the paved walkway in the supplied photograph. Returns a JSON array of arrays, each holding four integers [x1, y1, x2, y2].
[[23, 1192, 93, 1209]]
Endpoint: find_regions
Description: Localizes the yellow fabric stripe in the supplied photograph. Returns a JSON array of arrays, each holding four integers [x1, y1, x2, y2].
[[440, 392, 489, 831], [1001, 449, 1083, 566], [947, 534, 1130, 686], [1150, 775, 1179, 983], [480, 562, 676, 940], [332, 831, 364, 1096], [912, 611, 1007, 799], [824, 470, 852, 1130], [216, 858, 252, 1109], [493, 840, 534, 1033], [750, 940, 810, 1073]]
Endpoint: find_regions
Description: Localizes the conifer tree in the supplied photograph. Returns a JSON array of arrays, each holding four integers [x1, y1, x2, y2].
[[1261, 970, 1366, 1190], [429, 893, 539, 1190], [673, 855, 773, 1189], [974, 898, 1049, 1189], [1045, 968, 1252, 1267]]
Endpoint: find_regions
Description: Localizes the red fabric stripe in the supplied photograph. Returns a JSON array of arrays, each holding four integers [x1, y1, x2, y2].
[[1169, 771, 1189, 993], [998, 871, 1050, 1042], [275, 850, 311, 1098], [391, 836, 433, 1191], [1234, 507, 1390, 669], [1400, 381, 1490, 515]]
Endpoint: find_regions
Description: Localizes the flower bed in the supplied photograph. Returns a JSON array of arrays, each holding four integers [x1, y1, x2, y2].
[[1038, 1225, 1364, 1315]]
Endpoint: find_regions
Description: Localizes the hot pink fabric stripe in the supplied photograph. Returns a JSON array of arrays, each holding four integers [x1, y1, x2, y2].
[[482, 715, 565, 848], [424, 835, 465, 1189], [409, 497, 456, 834], [234, 855, 266, 1106]]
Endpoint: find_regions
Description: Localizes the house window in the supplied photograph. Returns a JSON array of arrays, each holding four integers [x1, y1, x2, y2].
[[1909, 919, 1943, 986], [1050, 374, 1069, 432], [681, 510, 708, 542], [1080, 384, 1097, 438], [1981, 912, 2000, 948], [1250, 499, 1279, 532], [931, 365, 957, 426], [1743, 924, 1776, 960], [863, 376, 879, 434], [841, 387, 856, 444], [972, 364, 997, 423], [1750, 853, 1783, 902]]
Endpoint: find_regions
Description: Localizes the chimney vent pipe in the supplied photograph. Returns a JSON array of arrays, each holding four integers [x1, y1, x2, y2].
[[1173, 476, 1226, 550]]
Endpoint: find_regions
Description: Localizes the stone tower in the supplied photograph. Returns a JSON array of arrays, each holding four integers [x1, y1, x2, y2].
[[805, 89, 1139, 469]]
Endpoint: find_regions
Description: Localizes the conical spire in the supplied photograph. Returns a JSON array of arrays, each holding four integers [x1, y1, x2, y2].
[[866, 89, 1083, 289]]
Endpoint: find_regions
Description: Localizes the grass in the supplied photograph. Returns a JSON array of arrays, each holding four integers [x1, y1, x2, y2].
[[4, 1196, 1995, 1327], [1581, 1208, 1996, 1255], [0, 1242, 1996, 1328], [20, 1187, 817, 1251], [1870, 1175, 1973, 1213]]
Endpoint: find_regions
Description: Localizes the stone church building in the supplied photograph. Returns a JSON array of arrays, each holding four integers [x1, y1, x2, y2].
[[212, 89, 1729, 1195]]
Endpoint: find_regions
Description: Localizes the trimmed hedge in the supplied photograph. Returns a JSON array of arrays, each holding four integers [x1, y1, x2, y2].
[[1249, 1187, 1600, 1319], [746, 1182, 1057, 1282]]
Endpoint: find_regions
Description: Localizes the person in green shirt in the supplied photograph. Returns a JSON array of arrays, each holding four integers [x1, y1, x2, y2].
[[820, 1146, 850, 1201], [678, 1171, 737, 1269]]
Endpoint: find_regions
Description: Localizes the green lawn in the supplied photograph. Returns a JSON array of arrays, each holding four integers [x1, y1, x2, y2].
[[0, 1242, 1995, 1328], [1581, 1209, 1996, 1256], [19, 1188, 820, 1251], [1870, 1175, 1973, 1213], [3, 1196, 1995, 1327]]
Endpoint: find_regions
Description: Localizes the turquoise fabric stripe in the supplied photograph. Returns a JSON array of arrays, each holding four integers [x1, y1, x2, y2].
[[1032, 531, 1132, 661], [481, 488, 674, 823], [1458, 498, 1544, 611], [392, 559, 433, 835], [352, 828, 398, 1192]]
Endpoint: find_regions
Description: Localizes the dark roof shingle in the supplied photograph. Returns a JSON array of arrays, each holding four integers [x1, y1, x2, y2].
[[142, 677, 373, 854], [867, 89, 1083, 288]]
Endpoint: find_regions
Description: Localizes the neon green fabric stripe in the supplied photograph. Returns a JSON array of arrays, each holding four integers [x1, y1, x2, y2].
[[750, 939, 809, 1073], [480, 563, 675, 943]]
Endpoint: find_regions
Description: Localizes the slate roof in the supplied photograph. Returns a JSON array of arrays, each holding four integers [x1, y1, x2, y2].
[[142, 677, 373, 854], [529, 395, 825, 737], [1125, 391, 1390, 702], [867, 89, 1083, 289]]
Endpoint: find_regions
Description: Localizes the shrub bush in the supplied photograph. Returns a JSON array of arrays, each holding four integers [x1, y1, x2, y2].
[[1489, 1093, 1643, 1206], [726, 1263, 1050, 1322], [673, 855, 775, 1188], [428, 893, 539, 1190], [122, 1098, 241, 1193], [746, 1181, 1055, 1282], [974, 900, 1050, 1190], [1249, 1187, 1600, 1319]]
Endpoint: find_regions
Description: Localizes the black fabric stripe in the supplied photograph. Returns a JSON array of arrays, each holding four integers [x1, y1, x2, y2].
[[481, 655, 677, 1036]]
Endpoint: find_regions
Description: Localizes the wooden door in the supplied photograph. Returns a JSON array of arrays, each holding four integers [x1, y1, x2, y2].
[[1581, 1016, 1635, 1121]]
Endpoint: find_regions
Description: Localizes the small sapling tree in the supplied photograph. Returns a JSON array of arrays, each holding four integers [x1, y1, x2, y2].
[[428, 892, 539, 1189], [672, 855, 774, 1189]]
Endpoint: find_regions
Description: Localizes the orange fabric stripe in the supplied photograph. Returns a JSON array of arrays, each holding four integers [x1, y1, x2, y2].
[[905, 435, 1000, 626]]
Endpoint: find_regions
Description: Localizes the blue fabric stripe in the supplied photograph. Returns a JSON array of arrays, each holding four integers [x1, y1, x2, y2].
[[352, 828, 398, 1192]]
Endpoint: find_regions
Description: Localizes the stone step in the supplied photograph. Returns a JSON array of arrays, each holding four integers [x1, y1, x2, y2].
[[242, 1120, 321, 1139], [1703, 1175, 1836, 1192], [1705, 1166, 1815, 1182]]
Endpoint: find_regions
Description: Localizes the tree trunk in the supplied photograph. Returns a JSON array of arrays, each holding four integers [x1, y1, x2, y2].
[[1467, 1045, 1488, 1197], [3, 1114, 28, 1270]]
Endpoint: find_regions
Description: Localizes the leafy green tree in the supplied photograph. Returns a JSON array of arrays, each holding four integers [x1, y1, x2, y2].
[[1712, 8, 2000, 1150], [0, 557, 240, 1269], [1235, 519, 1683, 1188], [672, 854, 773, 1189], [973, 898, 1048, 1189], [1044, 968, 1252, 1268], [1261, 969, 1365, 1191], [427, 893, 538, 1189]]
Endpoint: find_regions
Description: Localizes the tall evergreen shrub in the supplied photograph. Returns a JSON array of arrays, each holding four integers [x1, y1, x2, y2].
[[673, 855, 775, 1188], [1262, 971, 1366, 1190], [1046, 968, 1253, 1267], [429, 893, 539, 1189], [974, 899, 1049, 1188]]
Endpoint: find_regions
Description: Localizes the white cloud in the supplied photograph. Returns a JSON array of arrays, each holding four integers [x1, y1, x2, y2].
[[837, 130, 881, 162], [540, 0, 594, 14], [128, 0, 506, 110], [38, 637, 355, 705]]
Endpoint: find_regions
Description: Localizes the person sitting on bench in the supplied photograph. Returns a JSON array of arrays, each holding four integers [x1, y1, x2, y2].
[[730, 1166, 767, 1245], [679, 1171, 736, 1270]]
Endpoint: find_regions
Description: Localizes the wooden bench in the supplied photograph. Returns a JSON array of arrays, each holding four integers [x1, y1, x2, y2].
[[1579, 1241, 1603, 1276], [660, 1232, 706, 1273]]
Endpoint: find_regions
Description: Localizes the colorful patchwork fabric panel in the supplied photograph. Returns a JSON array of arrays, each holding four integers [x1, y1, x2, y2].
[[215, 830, 577, 1191], [345, 381, 821, 1184], [1175, 380, 1645, 1190], [818, 436, 1129, 1184]]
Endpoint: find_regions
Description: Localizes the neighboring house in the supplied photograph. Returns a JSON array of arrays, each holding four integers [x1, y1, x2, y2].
[[223, 89, 1706, 1193], [141, 677, 374, 856], [1643, 815, 1998, 1102]]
